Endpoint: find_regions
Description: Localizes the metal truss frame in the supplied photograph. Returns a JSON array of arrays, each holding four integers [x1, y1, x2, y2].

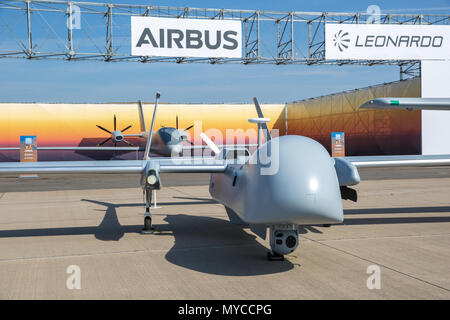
[[1, 0, 449, 78]]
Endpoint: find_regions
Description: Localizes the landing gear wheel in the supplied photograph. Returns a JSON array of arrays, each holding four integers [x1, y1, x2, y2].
[[141, 216, 154, 234], [144, 216, 152, 229], [267, 251, 284, 261]]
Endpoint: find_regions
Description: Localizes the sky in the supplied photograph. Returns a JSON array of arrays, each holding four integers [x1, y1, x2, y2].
[[0, 0, 449, 104]]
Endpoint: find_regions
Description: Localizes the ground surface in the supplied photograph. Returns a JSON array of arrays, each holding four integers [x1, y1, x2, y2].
[[0, 167, 449, 299]]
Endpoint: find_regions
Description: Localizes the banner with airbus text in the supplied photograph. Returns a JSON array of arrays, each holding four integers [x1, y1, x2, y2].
[[131, 16, 242, 58], [325, 24, 450, 60]]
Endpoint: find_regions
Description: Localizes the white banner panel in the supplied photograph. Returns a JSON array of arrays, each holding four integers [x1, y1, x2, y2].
[[421, 60, 450, 155], [325, 24, 450, 60], [131, 16, 242, 58]]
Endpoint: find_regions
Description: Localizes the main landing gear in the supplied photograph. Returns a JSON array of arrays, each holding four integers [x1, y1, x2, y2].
[[141, 189, 154, 234], [267, 225, 299, 261]]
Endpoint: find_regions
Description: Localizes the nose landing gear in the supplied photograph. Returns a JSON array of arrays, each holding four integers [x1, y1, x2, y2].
[[141, 189, 154, 234]]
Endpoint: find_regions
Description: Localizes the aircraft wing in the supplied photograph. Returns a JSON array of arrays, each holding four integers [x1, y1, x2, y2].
[[155, 157, 228, 173], [354, 98, 450, 167], [344, 154, 450, 168], [0, 158, 227, 175], [334, 154, 450, 189], [360, 97, 450, 111], [182, 144, 258, 150]]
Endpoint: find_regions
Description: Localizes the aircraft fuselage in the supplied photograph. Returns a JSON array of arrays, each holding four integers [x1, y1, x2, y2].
[[210, 135, 343, 225]]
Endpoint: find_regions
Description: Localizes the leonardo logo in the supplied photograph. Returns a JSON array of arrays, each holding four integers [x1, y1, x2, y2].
[[326, 24, 450, 60], [333, 30, 350, 52]]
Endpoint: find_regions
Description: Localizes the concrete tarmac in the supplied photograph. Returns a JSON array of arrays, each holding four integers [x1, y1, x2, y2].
[[0, 169, 449, 299], [1, 166, 450, 192]]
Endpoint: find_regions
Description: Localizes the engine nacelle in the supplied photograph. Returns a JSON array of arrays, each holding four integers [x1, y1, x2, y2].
[[112, 130, 124, 143]]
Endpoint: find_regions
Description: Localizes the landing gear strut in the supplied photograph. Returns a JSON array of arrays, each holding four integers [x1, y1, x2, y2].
[[267, 251, 285, 261], [141, 189, 154, 234]]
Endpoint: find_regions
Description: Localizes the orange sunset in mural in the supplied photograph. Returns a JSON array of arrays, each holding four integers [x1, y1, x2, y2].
[[0, 102, 285, 161]]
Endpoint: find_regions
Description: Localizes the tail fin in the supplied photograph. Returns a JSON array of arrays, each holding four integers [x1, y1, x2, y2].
[[253, 97, 271, 142], [137, 100, 147, 133], [143, 93, 160, 160]]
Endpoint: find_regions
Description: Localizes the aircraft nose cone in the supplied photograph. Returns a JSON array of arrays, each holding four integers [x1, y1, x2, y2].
[[245, 135, 343, 225], [170, 144, 182, 154], [112, 131, 123, 142]]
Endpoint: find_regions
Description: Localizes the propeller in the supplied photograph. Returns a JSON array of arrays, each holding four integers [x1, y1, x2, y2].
[[96, 114, 134, 147], [159, 115, 193, 129], [177, 115, 195, 146], [177, 115, 194, 132], [159, 115, 195, 145]]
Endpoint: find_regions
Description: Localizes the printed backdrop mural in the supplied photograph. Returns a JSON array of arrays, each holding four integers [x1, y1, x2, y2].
[[0, 78, 423, 162], [0, 103, 285, 161]]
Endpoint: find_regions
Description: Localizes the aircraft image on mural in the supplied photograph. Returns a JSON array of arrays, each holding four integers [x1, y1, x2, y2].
[[0, 97, 257, 161], [0, 94, 449, 261], [75, 98, 197, 159], [78, 98, 257, 159], [0, 98, 196, 160]]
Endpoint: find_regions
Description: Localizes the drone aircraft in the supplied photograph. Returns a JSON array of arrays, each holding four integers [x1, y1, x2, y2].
[[0, 94, 450, 260]]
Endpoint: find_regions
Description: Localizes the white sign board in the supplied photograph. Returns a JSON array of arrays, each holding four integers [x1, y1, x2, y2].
[[325, 24, 450, 60], [131, 16, 242, 58], [421, 60, 450, 155]]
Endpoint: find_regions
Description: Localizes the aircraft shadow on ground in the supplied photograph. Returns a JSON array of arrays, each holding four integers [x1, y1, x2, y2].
[[1, 201, 450, 274], [161, 214, 294, 276], [85, 198, 295, 275], [0, 198, 218, 241], [0, 197, 294, 275], [343, 206, 450, 225], [344, 206, 450, 215]]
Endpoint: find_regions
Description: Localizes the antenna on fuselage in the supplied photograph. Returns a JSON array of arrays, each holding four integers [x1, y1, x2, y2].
[[251, 97, 272, 147], [144, 92, 160, 160], [248, 118, 271, 148], [137, 100, 147, 133]]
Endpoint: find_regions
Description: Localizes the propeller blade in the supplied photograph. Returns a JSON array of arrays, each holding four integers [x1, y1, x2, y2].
[[184, 124, 194, 131], [176, 115, 178, 129], [114, 115, 117, 131], [121, 125, 132, 132], [97, 137, 111, 146], [96, 125, 111, 134], [122, 139, 134, 147]]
